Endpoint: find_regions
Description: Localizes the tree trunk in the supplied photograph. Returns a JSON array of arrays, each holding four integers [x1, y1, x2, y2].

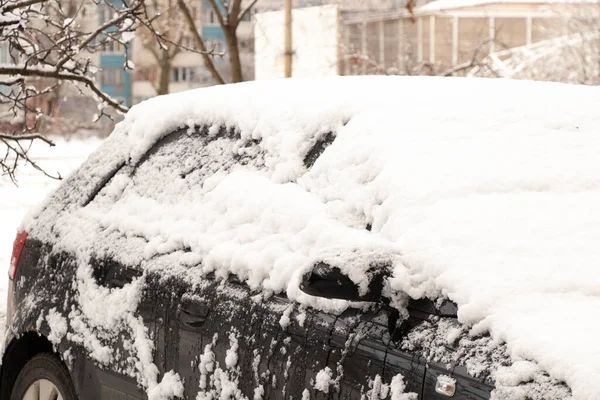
[[157, 55, 171, 95], [226, 26, 243, 83]]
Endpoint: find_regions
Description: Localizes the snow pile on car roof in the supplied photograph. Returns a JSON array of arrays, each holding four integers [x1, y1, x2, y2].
[[25, 76, 600, 399]]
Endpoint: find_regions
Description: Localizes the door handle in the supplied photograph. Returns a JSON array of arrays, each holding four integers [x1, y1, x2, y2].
[[179, 299, 209, 329]]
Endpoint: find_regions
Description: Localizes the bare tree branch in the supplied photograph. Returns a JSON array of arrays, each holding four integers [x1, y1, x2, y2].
[[0, 66, 127, 112], [1, 134, 61, 183], [0, 133, 55, 146], [0, 0, 251, 181], [2, 0, 46, 13], [0, 0, 196, 182]]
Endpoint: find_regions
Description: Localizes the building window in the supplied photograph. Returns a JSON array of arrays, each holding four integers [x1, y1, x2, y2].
[[171, 67, 203, 83], [135, 67, 157, 82], [0, 45, 10, 64], [181, 36, 196, 49], [206, 9, 217, 25], [101, 68, 124, 86], [103, 40, 123, 54], [99, 6, 112, 24]]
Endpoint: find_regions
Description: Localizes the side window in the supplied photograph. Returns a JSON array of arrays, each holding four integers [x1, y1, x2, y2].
[[125, 129, 207, 201], [86, 126, 264, 207], [88, 126, 337, 211], [128, 127, 263, 202]]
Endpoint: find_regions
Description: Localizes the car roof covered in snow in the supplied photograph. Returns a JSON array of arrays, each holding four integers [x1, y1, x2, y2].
[[25, 76, 600, 399]]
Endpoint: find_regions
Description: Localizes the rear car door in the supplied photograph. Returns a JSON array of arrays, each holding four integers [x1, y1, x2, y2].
[[8, 221, 159, 400], [73, 170, 174, 400]]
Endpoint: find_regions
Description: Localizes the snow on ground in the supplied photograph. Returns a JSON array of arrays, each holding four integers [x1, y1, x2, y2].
[[0, 138, 102, 343]]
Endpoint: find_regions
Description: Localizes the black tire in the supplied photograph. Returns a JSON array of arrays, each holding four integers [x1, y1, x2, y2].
[[10, 353, 77, 400]]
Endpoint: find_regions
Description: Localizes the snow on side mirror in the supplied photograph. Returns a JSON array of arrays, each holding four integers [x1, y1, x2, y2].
[[300, 262, 389, 302]]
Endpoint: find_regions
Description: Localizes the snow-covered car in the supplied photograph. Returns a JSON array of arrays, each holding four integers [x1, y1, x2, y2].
[[2, 76, 598, 400]]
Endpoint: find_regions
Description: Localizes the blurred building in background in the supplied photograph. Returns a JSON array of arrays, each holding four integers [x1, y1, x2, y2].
[[253, 0, 600, 84], [129, 0, 254, 105], [341, 0, 600, 80], [129, 0, 403, 105]]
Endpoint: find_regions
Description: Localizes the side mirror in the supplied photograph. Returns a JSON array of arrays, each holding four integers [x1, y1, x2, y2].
[[300, 262, 389, 302]]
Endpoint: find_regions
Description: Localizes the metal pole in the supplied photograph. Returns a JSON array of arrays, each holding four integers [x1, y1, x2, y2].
[[398, 18, 404, 72], [379, 20, 385, 64], [362, 21, 367, 74], [343, 24, 350, 75], [452, 16, 458, 66], [417, 17, 423, 62], [526, 16, 533, 45], [489, 17, 495, 54], [429, 15, 435, 63], [284, 0, 292, 77]]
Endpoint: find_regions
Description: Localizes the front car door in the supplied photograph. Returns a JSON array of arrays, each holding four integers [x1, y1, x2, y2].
[[172, 277, 427, 399], [107, 125, 429, 399]]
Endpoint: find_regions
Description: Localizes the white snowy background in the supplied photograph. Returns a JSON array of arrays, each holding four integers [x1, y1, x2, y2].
[[0, 138, 101, 343]]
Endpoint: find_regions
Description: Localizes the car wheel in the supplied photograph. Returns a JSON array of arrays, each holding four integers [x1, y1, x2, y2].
[[10, 353, 77, 400]]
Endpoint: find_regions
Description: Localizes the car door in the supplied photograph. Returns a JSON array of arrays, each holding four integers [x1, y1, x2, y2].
[[320, 306, 426, 399], [171, 275, 427, 399], [102, 124, 426, 398], [99, 125, 270, 399]]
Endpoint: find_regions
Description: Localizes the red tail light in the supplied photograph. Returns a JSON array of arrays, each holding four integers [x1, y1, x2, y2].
[[9, 231, 28, 280]]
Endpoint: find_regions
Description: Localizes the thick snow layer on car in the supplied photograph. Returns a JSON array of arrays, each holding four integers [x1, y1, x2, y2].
[[22, 76, 600, 399]]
